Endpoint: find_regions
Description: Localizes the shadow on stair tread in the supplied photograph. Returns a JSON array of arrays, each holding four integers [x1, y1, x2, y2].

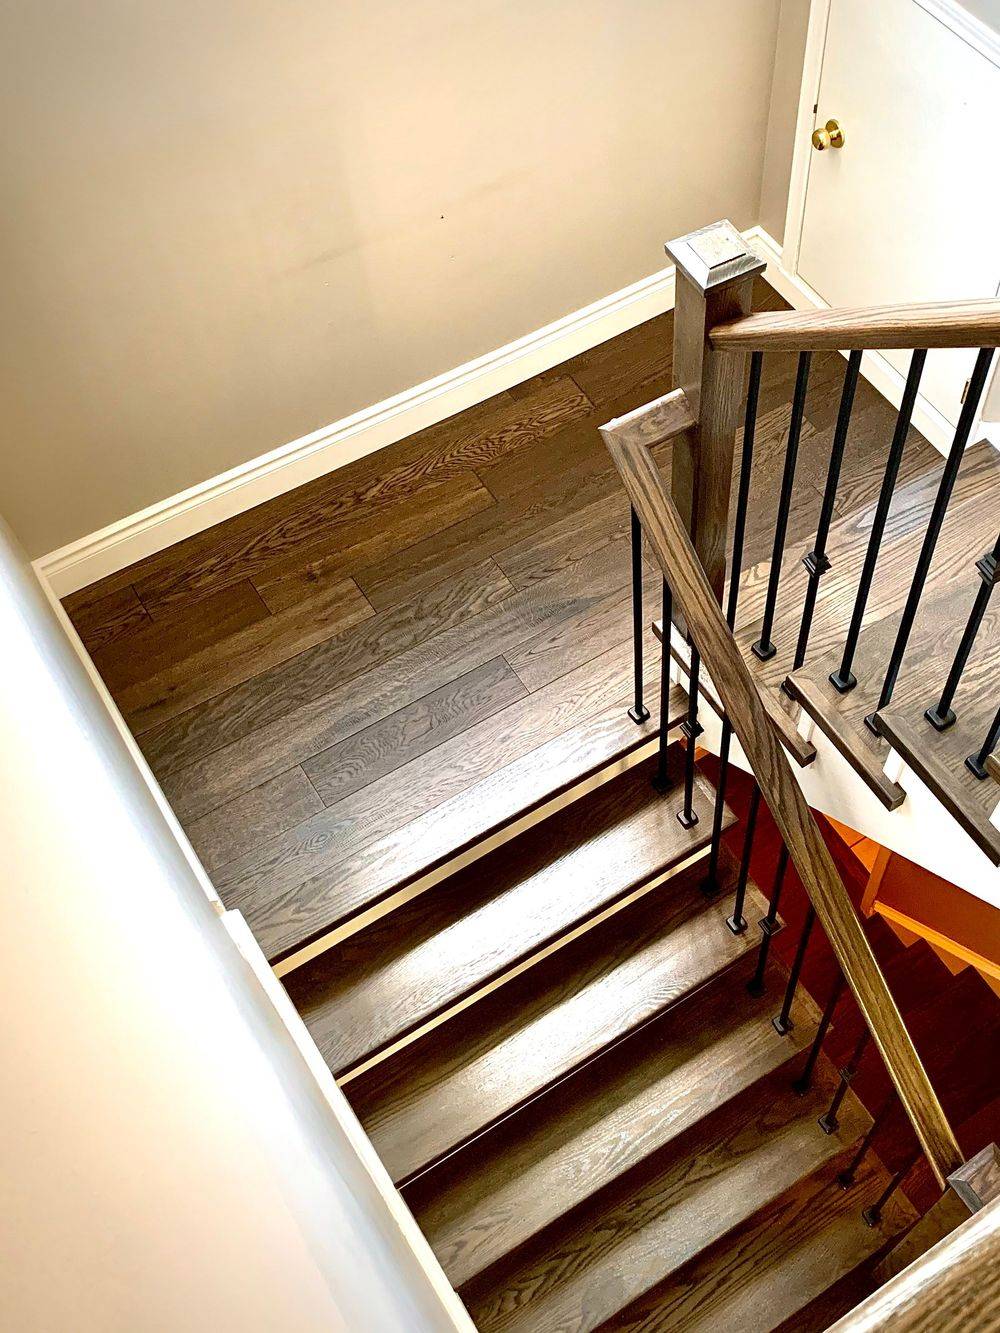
[[248, 678, 689, 966], [407, 955, 817, 1290], [606, 1150, 915, 1333], [345, 848, 767, 1186], [287, 747, 732, 1077], [460, 1063, 870, 1333]]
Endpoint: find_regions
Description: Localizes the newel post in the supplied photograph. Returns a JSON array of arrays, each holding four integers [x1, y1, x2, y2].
[[665, 222, 765, 603]]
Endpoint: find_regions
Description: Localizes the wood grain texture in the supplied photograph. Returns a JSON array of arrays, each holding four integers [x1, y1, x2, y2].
[[185, 766, 324, 878], [66, 583, 151, 653], [463, 1066, 865, 1333], [346, 853, 752, 1185], [408, 949, 806, 1290], [285, 753, 731, 1076], [601, 404, 963, 1184], [612, 1150, 916, 1333], [301, 657, 526, 807], [710, 300, 1000, 351], [829, 1193, 1000, 1332], [222, 681, 687, 966]]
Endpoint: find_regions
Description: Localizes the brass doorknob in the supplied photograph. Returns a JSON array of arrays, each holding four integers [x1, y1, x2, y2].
[[812, 118, 845, 151]]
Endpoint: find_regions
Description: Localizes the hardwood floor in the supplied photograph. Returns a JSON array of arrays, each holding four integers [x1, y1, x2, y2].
[[64, 276, 959, 969]]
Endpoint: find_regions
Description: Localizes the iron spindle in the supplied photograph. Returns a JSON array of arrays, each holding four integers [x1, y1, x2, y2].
[[793, 970, 846, 1094], [677, 647, 703, 826], [753, 352, 813, 662], [727, 785, 760, 934], [703, 352, 762, 896], [830, 351, 927, 693], [627, 505, 650, 724], [966, 704, 1000, 779], [926, 531, 1000, 730], [653, 580, 673, 791], [773, 905, 816, 1035], [746, 845, 789, 996], [819, 1029, 871, 1134], [790, 352, 862, 676], [862, 1152, 921, 1227], [838, 1090, 897, 1189], [866, 347, 996, 731]]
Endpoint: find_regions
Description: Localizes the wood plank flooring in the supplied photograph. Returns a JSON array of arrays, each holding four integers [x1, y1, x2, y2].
[[64, 275, 977, 966]]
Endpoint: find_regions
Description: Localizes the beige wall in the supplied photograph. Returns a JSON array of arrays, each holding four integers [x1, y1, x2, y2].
[[1, 0, 781, 558], [0, 516, 467, 1331], [759, 0, 810, 244]]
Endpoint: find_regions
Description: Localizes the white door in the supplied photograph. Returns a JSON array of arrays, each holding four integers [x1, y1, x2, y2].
[[797, 0, 1000, 429]]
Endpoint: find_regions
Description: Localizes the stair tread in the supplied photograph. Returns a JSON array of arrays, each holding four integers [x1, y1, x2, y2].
[[406, 954, 816, 1290], [346, 855, 768, 1184], [783, 468, 1000, 811], [877, 705, 1000, 868], [240, 677, 688, 964], [287, 750, 728, 1075], [461, 1065, 868, 1333], [723, 441, 1000, 808], [613, 1150, 917, 1333]]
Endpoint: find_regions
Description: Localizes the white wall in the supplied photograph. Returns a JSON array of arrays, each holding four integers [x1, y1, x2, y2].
[[0, 0, 781, 558], [0, 517, 468, 1332], [759, 0, 810, 243]]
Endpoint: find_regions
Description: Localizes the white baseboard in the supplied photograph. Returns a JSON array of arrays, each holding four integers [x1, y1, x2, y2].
[[37, 263, 681, 597], [744, 225, 988, 459]]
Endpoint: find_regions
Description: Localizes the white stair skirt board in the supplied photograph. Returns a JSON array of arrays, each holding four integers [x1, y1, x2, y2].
[[747, 226, 999, 460]]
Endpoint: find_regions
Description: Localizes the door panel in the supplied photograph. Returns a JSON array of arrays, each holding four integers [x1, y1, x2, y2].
[[798, 0, 1000, 427]]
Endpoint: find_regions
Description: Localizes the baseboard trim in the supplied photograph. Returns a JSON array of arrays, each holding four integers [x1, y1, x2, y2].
[[36, 262, 680, 597]]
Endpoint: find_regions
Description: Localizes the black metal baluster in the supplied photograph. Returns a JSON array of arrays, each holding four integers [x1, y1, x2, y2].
[[838, 1090, 896, 1188], [677, 647, 702, 826], [790, 351, 862, 676], [746, 845, 789, 996], [653, 579, 673, 791], [703, 352, 762, 896], [773, 905, 816, 1035], [926, 531, 999, 730], [628, 505, 650, 724], [866, 347, 996, 731], [966, 704, 1000, 779], [727, 786, 760, 935], [862, 1151, 920, 1227], [819, 1030, 871, 1134], [830, 351, 927, 693], [793, 971, 847, 1094], [753, 352, 812, 661]]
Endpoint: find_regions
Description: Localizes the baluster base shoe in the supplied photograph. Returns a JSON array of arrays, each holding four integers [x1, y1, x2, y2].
[[627, 705, 650, 725], [751, 638, 777, 662], [924, 704, 956, 732], [829, 669, 857, 694]]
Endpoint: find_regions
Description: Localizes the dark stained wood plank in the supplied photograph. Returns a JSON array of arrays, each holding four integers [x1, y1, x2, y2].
[[347, 853, 759, 1186], [355, 430, 619, 610], [247, 472, 495, 603], [219, 682, 687, 965], [408, 950, 808, 1290], [503, 582, 642, 693], [286, 753, 733, 1075], [301, 657, 526, 807], [471, 406, 617, 503], [612, 1151, 916, 1333], [186, 766, 324, 878], [91, 579, 271, 697], [65, 584, 152, 654], [136, 555, 514, 755], [159, 623, 654, 832], [462, 1067, 866, 1333], [492, 491, 630, 591], [120, 573, 377, 735]]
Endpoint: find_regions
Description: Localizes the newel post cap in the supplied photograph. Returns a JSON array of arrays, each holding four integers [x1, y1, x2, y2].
[[666, 220, 766, 292]]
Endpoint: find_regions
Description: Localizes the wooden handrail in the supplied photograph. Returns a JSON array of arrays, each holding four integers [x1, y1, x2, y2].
[[600, 390, 963, 1188], [710, 299, 1000, 352], [829, 1193, 1000, 1331]]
